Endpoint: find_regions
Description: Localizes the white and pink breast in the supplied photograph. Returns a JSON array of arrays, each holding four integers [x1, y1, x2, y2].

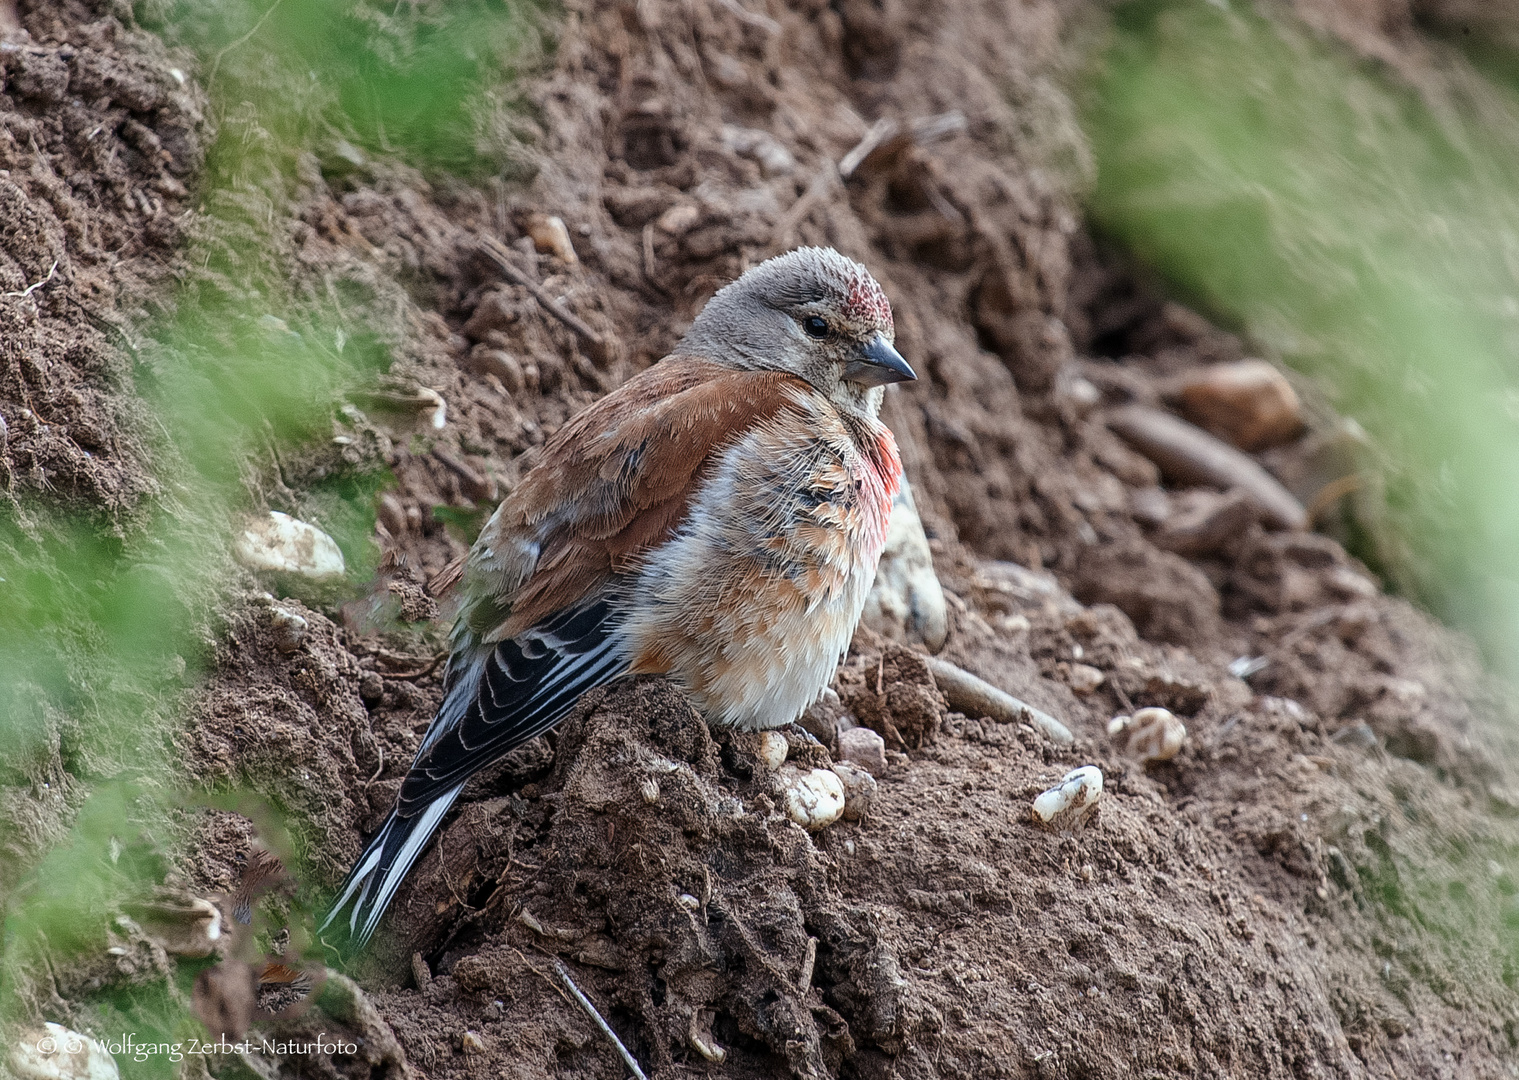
[[626, 390, 902, 730]]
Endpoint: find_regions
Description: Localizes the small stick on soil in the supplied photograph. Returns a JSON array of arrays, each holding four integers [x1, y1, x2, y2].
[[552, 959, 650, 1080], [838, 117, 899, 180], [479, 236, 606, 350], [1306, 472, 1363, 523], [798, 936, 817, 991], [711, 0, 780, 35], [910, 110, 968, 144], [1105, 405, 1307, 531], [364, 745, 385, 790], [925, 656, 1074, 745], [640, 223, 671, 297], [2, 258, 57, 300]]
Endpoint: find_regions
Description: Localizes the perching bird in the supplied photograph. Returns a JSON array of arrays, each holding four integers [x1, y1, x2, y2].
[[324, 246, 914, 949]]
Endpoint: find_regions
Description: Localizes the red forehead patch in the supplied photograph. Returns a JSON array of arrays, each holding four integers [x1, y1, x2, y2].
[[843, 275, 893, 331]]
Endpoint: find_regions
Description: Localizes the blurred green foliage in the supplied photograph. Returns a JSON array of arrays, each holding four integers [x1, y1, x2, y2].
[[2, 1, 538, 1070], [1087, 0, 1519, 674], [136, 0, 540, 177]]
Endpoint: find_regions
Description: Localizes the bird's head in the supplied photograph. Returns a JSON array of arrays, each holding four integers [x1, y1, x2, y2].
[[674, 247, 915, 412]]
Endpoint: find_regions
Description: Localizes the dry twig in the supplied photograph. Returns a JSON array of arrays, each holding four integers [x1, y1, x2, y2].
[[2, 259, 57, 300], [479, 236, 605, 349], [926, 656, 1074, 744], [552, 959, 650, 1080], [1106, 405, 1307, 530]]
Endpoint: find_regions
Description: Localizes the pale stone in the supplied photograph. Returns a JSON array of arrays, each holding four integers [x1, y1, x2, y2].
[[830, 761, 877, 821], [779, 766, 846, 831], [10, 1025, 119, 1080], [837, 726, 888, 776], [1031, 766, 1103, 832], [234, 512, 346, 580], [1108, 707, 1186, 763], [861, 479, 949, 652]]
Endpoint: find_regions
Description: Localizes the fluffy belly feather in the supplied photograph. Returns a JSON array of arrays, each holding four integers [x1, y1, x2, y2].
[[623, 411, 893, 729]]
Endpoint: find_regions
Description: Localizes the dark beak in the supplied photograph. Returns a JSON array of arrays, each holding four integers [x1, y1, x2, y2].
[[842, 335, 916, 388]]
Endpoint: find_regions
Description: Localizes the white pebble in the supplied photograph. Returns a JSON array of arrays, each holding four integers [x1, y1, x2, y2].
[[10, 1024, 119, 1080], [1031, 766, 1103, 832], [1065, 663, 1105, 695], [639, 777, 660, 804], [234, 512, 346, 580], [756, 730, 789, 771], [779, 766, 845, 832], [830, 761, 877, 821], [1108, 707, 1186, 763]]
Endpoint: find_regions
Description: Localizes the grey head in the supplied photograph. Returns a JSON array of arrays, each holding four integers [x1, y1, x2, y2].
[[674, 247, 915, 410]]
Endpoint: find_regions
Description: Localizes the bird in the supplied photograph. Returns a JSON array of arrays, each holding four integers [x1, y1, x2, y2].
[[323, 246, 915, 949]]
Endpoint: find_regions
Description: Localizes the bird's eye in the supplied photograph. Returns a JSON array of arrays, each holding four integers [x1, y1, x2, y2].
[[802, 316, 830, 339]]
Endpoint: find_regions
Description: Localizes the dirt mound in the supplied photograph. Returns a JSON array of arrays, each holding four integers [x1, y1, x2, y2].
[[11, 1, 1519, 1078], [0, 6, 202, 518]]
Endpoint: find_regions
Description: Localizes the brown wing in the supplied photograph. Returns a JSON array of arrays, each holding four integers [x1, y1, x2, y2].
[[479, 357, 808, 639]]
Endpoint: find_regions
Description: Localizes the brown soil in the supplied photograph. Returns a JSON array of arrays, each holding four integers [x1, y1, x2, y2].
[[9, 1, 1519, 1079]]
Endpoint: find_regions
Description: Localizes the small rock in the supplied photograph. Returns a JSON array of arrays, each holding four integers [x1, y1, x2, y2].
[[1031, 766, 1103, 832], [779, 765, 846, 831], [1171, 359, 1303, 451], [860, 480, 949, 652], [461, 1031, 486, 1054], [269, 606, 308, 653], [656, 203, 701, 235], [234, 512, 346, 581], [10, 1024, 118, 1080], [720, 124, 796, 177], [640, 777, 660, 804], [1129, 486, 1171, 527], [1108, 707, 1186, 763], [376, 493, 408, 538], [1064, 663, 1105, 695], [830, 761, 877, 821], [1056, 370, 1101, 416], [756, 730, 789, 771], [524, 214, 578, 264], [837, 726, 888, 776]]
